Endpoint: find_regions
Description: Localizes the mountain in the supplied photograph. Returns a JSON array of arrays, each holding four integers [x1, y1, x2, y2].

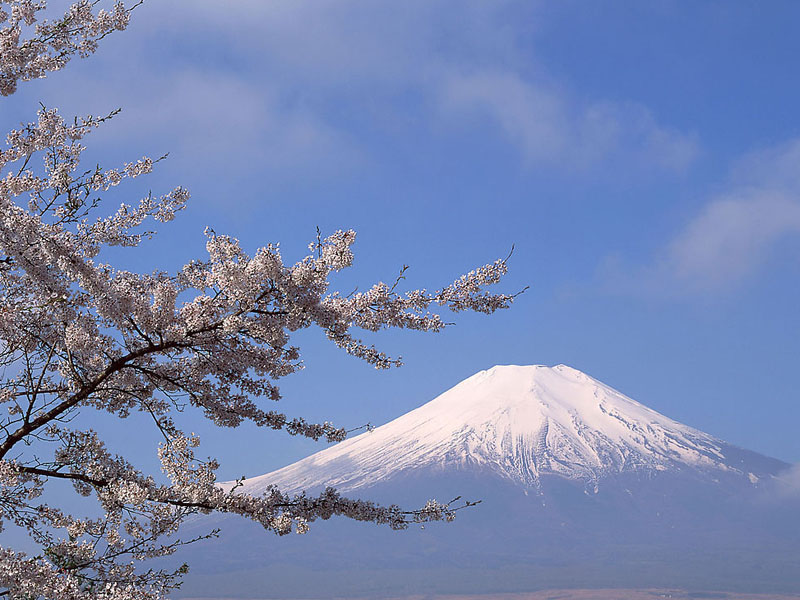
[[175, 365, 800, 599], [235, 364, 784, 496]]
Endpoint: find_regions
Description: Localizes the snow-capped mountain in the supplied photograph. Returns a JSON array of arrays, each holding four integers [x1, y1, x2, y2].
[[236, 364, 782, 496], [178, 366, 799, 599]]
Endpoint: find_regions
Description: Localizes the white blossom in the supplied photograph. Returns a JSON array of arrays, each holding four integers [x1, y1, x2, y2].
[[0, 3, 520, 598], [0, 1, 134, 96]]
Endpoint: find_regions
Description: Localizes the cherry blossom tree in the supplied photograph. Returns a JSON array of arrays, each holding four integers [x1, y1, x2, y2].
[[0, 2, 518, 598]]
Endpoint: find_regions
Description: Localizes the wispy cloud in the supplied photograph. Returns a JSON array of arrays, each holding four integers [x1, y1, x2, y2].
[[602, 139, 800, 296], [439, 70, 698, 171], [762, 463, 800, 501], [53, 0, 697, 178], [116, 71, 361, 175], [665, 190, 800, 291], [9, 63, 361, 183]]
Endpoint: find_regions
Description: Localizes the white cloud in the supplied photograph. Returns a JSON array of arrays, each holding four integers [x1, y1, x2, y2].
[[731, 138, 800, 190], [2, 0, 699, 200], [439, 71, 699, 171], [766, 463, 800, 500], [665, 190, 800, 291], [602, 138, 800, 295], [12, 63, 361, 182], [439, 71, 570, 164], [122, 71, 360, 174], [108, 0, 697, 176]]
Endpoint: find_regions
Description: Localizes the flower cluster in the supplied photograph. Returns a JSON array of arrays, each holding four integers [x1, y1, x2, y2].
[[0, 1, 133, 96]]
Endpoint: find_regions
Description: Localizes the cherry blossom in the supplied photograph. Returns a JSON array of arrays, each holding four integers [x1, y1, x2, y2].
[[0, 1, 136, 96], [0, 4, 519, 598]]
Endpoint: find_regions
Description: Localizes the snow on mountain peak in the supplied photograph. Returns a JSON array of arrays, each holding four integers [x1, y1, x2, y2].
[[235, 364, 759, 496]]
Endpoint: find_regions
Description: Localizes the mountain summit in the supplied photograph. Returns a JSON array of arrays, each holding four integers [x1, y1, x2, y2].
[[238, 364, 780, 496]]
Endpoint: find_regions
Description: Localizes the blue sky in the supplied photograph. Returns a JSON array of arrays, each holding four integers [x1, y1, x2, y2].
[[6, 0, 800, 478]]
